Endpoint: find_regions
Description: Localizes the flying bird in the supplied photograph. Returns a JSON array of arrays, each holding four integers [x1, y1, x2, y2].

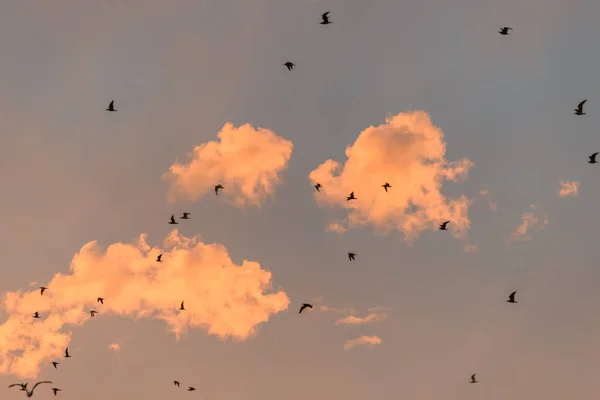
[[39, 286, 47, 295], [314, 183, 322, 192], [470, 374, 478, 383], [90, 310, 98, 317], [439, 221, 450, 230], [215, 184, 224, 195], [507, 291, 517, 303], [25, 381, 52, 397], [106, 100, 117, 112], [382, 182, 391, 192], [8, 383, 27, 391], [284, 62, 295, 71], [181, 212, 191, 219], [51, 388, 61, 396], [320, 11, 332, 24], [51, 362, 58, 369], [174, 381, 180, 387], [346, 191, 357, 201], [499, 27, 512, 35], [299, 303, 313, 314], [348, 252, 356, 261], [64, 348, 71, 358], [157, 254, 163, 262], [589, 152, 598, 164], [33, 312, 40, 319], [188, 387, 196, 391], [575, 99, 587, 115], [97, 297, 104, 304], [169, 215, 178, 224], [180, 301, 186, 311]]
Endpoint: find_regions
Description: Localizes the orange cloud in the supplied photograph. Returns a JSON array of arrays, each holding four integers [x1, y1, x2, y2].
[[0, 230, 289, 378], [108, 343, 120, 353], [163, 123, 293, 207], [326, 220, 348, 234], [343, 335, 382, 350], [507, 204, 549, 242], [558, 180, 580, 198], [335, 312, 388, 326], [309, 111, 473, 242], [479, 188, 498, 211]]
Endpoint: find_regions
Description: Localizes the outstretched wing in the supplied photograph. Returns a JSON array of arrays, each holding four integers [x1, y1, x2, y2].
[[32, 381, 52, 391], [9, 384, 23, 388]]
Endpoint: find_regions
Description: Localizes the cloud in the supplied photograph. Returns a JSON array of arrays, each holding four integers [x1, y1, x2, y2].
[[335, 312, 388, 326], [326, 220, 348, 234], [558, 180, 580, 198], [309, 111, 473, 242], [319, 305, 357, 315], [108, 343, 120, 353], [343, 335, 382, 351], [507, 204, 549, 242], [479, 188, 497, 211], [0, 230, 289, 378], [163, 122, 293, 207], [463, 244, 479, 253]]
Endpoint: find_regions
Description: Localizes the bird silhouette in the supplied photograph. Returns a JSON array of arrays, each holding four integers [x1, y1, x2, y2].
[[299, 303, 313, 314], [106, 100, 117, 112], [382, 182, 391, 192], [589, 152, 598, 164], [51, 362, 58, 369], [348, 252, 356, 261], [97, 297, 104, 304], [169, 215, 178, 225], [8, 383, 28, 391], [284, 62, 295, 71], [215, 184, 224, 195], [499, 27, 512, 35], [25, 381, 52, 397], [507, 291, 517, 303], [188, 387, 196, 391], [181, 212, 191, 219], [314, 183, 322, 192], [174, 381, 180, 387], [180, 301, 186, 311], [439, 221, 450, 230], [157, 254, 163, 262], [346, 191, 357, 201], [90, 310, 98, 317], [470, 374, 478, 383], [575, 99, 587, 115], [51, 388, 61, 396], [64, 348, 71, 358], [39, 287, 47, 295], [33, 312, 40, 319], [320, 11, 332, 24]]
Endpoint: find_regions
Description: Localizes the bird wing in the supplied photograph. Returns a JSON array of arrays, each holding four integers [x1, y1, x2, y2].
[[593, 152, 599, 157], [9, 384, 22, 388], [32, 381, 52, 391], [471, 374, 476, 380], [109, 101, 114, 108], [322, 12, 330, 18], [180, 301, 184, 308], [579, 100, 587, 108]]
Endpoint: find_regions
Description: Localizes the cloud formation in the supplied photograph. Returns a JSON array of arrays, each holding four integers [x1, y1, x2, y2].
[[108, 343, 120, 353], [163, 122, 293, 207], [335, 312, 388, 326], [343, 335, 382, 350], [507, 204, 549, 242], [326, 220, 348, 234], [309, 111, 473, 242], [479, 188, 498, 211], [0, 230, 289, 378], [558, 180, 580, 198]]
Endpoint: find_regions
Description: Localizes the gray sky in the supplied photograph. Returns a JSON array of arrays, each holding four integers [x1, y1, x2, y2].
[[1, 0, 600, 399]]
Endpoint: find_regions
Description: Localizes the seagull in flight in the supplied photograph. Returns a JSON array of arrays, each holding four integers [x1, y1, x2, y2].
[[188, 387, 196, 391], [382, 182, 391, 192], [90, 310, 98, 317], [33, 312, 41, 319], [346, 191, 357, 201], [52, 362, 59, 369], [51, 388, 61, 396], [320, 11, 332, 25], [25, 381, 52, 397], [97, 297, 104, 304], [39, 287, 47, 296], [575, 99, 587, 115], [174, 381, 180, 387], [284, 62, 295, 71], [499, 27, 512, 35], [215, 184, 224, 195], [180, 301, 186, 311], [348, 252, 356, 261], [507, 291, 517, 303], [589, 152, 598, 164], [64, 348, 71, 358], [157, 254, 163, 262], [470, 374, 478, 383], [169, 215, 178, 225], [181, 212, 191, 219], [439, 221, 450, 230], [314, 183, 322, 192], [106, 100, 117, 112], [299, 303, 313, 314]]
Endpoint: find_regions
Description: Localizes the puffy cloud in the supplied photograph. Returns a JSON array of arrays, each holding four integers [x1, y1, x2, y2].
[[463, 244, 479, 253], [343, 335, 382, 351], [335, 312, 388, 326], [319, 305, 357, 315], [558, 180, 580, 198], [163, 123, 293, 207], [108, 343, 120, 353], [309, 111, 473, 242], [0, 230, 289, 378], [507, 204, 549, 242]]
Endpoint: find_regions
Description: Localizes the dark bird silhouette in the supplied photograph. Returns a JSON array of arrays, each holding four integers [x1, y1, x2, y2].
[[64, 348, 71, 358], [499, 27, 512, 35], [320, 11, 332, 24], [439, 221, 450, 230], [174, 381, 180, 387], [575, 99, 587, 115], [348, 252, 356, 261], [25, 381, 52, 397], [314, 183, 322, 192], [90, 310, 98, 317], [299, 303, 313, 314], [51, 362, 58, 369], [382, 182, 391, 192], [51, 388, 61, 396], [507, 291, 517, 303], [470, 374, 478, 383], [39, 287, 47, 296], [180, 301, 186, 311], [106, 100, 117, 112], [169, 215, 178, 225], [33, 312, 40, 319], [97, 297, 104, 304], [188, 387, 196, 391], [589, 152, 599, 164], [157, 254, 163, 262], [284, 62, 295, 71], [181, 213, 191, 219], [346, 191, 357, 201], [215, 184, 224, 195], [8, 383, 27, 391]]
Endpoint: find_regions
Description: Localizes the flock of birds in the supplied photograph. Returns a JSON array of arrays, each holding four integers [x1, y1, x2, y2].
[[6, 9, 598, 398]]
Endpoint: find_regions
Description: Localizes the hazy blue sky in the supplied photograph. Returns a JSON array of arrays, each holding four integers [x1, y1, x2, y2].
[[1, 1, 600, 400]]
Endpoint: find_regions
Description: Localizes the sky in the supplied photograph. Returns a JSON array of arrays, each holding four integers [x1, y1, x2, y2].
[[1, 0, 600, 399]]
